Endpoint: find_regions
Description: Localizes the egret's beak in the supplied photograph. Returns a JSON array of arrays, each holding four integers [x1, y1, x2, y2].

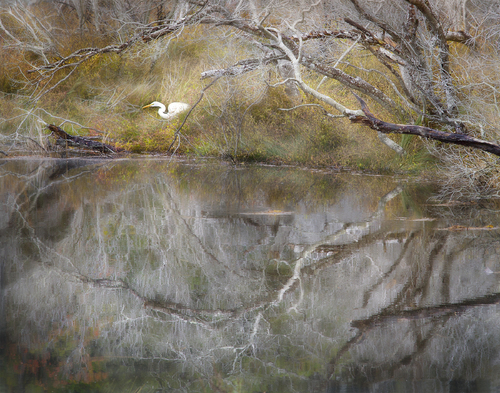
[[142, 104, 152, 109]]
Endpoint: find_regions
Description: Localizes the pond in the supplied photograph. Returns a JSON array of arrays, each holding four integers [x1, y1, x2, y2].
[[1, 158, 500, 392]]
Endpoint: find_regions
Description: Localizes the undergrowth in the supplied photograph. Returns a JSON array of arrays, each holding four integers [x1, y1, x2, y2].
[[0, 7, 433, 175]]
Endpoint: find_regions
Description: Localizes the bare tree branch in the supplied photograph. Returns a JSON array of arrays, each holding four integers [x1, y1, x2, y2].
[[350, 93, 500, 157]]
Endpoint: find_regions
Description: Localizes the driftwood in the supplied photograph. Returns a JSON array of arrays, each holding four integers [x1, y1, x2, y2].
[[350, 93, 500, 157], [47, 124, 120, 154]]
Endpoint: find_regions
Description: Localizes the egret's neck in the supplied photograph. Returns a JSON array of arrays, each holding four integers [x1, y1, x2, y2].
[[157, 104, 167, 116]]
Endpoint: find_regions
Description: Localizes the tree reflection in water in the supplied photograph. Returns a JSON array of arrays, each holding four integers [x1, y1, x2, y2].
[[1, 158, 500, 392]]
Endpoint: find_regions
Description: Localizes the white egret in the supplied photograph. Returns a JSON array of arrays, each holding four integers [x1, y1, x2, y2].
[[143, 101, 190, 120]]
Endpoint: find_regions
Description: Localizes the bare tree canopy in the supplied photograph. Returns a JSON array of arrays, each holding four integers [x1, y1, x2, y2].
[[2, 0, 500, 183]]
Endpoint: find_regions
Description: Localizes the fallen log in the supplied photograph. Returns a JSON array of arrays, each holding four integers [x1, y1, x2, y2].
[[350, 93, 500, 157], [47, 124, 121, 154]]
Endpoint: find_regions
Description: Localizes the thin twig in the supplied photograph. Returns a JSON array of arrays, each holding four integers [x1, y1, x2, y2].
[[167, 76, 222, 153]]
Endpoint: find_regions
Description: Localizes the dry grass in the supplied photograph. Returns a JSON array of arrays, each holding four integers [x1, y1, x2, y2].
[[0, 7, 436, 174]]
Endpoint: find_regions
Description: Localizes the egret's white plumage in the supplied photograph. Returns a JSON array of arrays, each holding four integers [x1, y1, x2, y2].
[[143, 101, 190, 120]]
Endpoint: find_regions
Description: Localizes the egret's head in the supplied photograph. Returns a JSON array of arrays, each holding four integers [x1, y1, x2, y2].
[[142, 101, 162, 109]]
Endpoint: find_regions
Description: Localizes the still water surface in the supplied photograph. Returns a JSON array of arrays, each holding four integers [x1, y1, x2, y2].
[[1, 158, 500, 392]]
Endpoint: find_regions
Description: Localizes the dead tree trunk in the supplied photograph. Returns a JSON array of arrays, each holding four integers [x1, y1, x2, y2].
[[48, 124, 121, 154]]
